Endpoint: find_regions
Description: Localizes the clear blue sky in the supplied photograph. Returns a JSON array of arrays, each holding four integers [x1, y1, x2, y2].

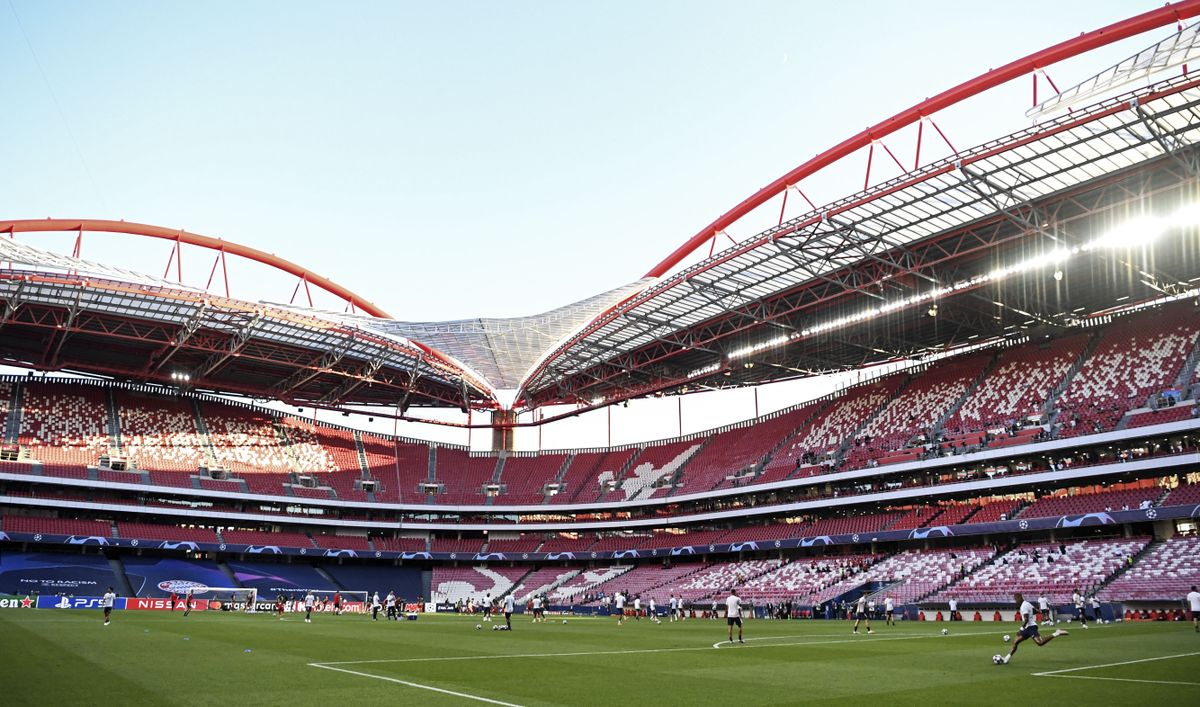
[[0, 0, 1170, 448], [3, 0, 1151, 320]]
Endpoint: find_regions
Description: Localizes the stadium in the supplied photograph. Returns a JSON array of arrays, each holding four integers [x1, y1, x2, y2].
[[3, 2, 1200, 705]]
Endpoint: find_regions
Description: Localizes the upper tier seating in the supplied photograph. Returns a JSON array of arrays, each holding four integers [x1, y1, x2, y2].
[[1097, 536, 1200, 601], [201, 405, 292, 473], [926, 538, 1147, 604], [944, 334, 1088, 437], [116, 392, 206, 473], [677, 408, 814, 494], [368, 437, 429, 503], [1057, 310, 1198, 436], [599, 441, 703, 502], [847, 355, 991, 469], [19, 384, 110, 466], [279, 419, 341, 473], [551, 449, 637, 504], [765, 377, 904, 481], [753, 402, 826, 483], [495, 453, 565, 505], [434, 448, 499, 505], [431, 566, 527, 604], [1017, 485, 1162, 520]]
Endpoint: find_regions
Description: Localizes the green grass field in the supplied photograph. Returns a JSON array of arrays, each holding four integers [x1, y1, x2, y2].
[[1, 610, 1197, 705]]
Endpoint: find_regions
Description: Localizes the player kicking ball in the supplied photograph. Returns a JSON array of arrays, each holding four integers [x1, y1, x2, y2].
[[998, 592, 1067, 664]]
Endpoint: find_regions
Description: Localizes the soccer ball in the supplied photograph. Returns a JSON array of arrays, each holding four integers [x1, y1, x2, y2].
[[1003, 634, 1011, 642], [475, 624, 482, 630], [492, 625, 498, 631], [562, 619, 567, 624], [941, 628, 949, 635], [992, 654, 1004, 665]]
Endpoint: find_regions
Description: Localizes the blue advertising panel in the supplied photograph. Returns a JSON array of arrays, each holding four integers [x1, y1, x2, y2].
[[226, 561, 337, 596], [324, 564, 423, 600], [0, 552, 117, 596], [120, 556, 232, 597]]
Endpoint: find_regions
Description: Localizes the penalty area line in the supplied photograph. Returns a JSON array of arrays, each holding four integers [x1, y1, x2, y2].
[[1031, 651, 1200, 686], [308, 662, 525, 706]]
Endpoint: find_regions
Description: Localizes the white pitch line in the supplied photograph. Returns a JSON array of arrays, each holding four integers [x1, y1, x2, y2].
[[1032, 675, 1200, 687], [1031, 651, 1200, 686], [309, 662, 525, 706], [315, 629, 997, 667]]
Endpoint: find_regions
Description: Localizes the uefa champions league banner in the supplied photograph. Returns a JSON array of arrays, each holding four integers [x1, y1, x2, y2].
[[3, 502, 1197, 561]]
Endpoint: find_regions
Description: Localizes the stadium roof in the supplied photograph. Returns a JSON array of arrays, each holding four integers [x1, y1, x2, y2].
[[3, 3, 1200, 419]]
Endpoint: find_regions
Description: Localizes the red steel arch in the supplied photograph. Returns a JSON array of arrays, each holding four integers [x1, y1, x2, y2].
[[0, 218, 392, 319], [645, 0, 1200, 278]]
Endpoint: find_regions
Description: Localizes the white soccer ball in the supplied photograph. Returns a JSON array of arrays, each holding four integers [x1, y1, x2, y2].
[[992, 654, 1004, 665], [562, 619, 567, 624], [941, 628, 949, 635], [1003, 634, 1011, 643], [475, 624, 482, 630]]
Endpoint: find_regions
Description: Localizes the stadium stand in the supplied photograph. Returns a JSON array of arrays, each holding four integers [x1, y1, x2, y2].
[[430, 537, 485, 555], [846, 355, 991, 469], [598, 440, 703, 502], [431, 566, 527, 604], [943, 334, 1089, 438], [1017, 484, 1163, 519], [221, 529, 316, 548], [495, 453, 565, 504], [858, 548, 995, 605], [115, 521, 218, 544], [18, 384, 110, 466], [926, 538, 1147, 604], [434, 448, 498, 505], [2, 514, 113, 537], [551, 448, 638, 504], [547, 565, 631, 603], [1097, 536, 1200, 601], [117, 392, 206, 473], [1055, 311, 1198, 437], [511, 566, 582, 602], [201, 404, 292, 473]]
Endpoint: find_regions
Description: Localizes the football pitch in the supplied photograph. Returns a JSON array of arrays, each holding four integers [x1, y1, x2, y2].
[[1, 611, 1197, 705]]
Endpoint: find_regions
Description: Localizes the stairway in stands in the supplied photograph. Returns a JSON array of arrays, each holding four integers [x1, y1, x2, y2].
[[3, 381, 23, 444], [931, 349, 1002, 439], [104, 388, 123, 454], [189, 399, 220, 467], [1042, 329, 1101, 428]]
